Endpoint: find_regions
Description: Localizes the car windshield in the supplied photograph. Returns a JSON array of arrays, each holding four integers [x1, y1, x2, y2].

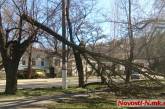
[[132, 70, 139, 74]]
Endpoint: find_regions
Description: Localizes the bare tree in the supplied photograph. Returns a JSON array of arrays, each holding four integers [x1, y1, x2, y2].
[[0, 0, 41, 94], [66, 0, 85, 87], [125, 0, 134, 84], [61, 0, 67, 88]]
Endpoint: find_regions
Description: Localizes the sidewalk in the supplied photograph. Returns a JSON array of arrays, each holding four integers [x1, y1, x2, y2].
[[0, 93, 89, 109]]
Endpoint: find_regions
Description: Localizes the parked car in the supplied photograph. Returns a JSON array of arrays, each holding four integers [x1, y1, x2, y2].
[[131, 70, 140, 79], [17, 68, 46, 79]]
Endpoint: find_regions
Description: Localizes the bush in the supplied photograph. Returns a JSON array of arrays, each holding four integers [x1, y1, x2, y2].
[[32, 69, 46, 79], [17, 69, 46, 79], [17, 70, 26, 79]]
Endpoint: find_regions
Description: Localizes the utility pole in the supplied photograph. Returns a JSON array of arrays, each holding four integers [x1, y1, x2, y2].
[[62, 0, 67, 89]]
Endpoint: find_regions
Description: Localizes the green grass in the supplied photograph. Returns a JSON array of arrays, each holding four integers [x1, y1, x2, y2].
[[63, 87, 87, 94], [0, 87, 89, 98], [44, 94, 127, 109], [44, 89, 120, 109], [0, 87, 124, 109], [16, 87, 64, 97], [1, 83, 164, 109], [46, 102, 122, 109], [0, 79, 164, 109]]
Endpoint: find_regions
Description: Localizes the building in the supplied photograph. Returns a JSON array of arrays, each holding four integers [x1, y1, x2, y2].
[[18, 47, 78, 78], [18, 47, 52, 78]]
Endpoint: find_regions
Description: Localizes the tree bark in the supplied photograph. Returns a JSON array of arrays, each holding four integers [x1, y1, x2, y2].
[[61, 0, 67, 89], [125, 65, 131, 83], [98, 63, 105, 84], [74, 50, 84, 87], [4, 59, 19, 94]]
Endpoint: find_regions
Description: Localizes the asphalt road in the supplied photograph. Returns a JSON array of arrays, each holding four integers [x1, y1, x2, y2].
[[0, 77, 101, 92]]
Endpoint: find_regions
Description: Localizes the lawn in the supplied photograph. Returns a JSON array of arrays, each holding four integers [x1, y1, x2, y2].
[[0, 82, 164, 109], [0, 86, 126, 109]]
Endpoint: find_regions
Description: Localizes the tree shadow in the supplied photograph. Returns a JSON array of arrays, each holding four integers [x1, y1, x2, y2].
[[0, 91, 116, 109], [0, 94, 73, 109]]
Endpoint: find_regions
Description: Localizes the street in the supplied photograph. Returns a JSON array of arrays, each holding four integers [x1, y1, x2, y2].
[[1, 76, 163, 92], [0, 77, 101, 92]]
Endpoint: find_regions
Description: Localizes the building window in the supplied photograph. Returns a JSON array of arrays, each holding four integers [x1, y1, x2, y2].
[[22, 60, 26, 65], [41, 59, 45, 66], [32, 58, 36, 66]]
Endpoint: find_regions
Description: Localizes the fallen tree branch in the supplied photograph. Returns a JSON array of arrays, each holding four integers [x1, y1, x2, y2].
[[21, 14, 165, 86], [82, 53, 120, 90]]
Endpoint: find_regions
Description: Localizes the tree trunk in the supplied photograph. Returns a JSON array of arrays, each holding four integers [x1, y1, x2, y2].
[[4, 60, 19, 94], [66, 0, 84, 87], [2, 43, 21, 94], [98, 63, 105, 84], [27, 45, 32, 79], [125, 0, 134, 84], [61, 0, 67, 89], [125, 66, 131, 83], [74, 50, 84, 87]]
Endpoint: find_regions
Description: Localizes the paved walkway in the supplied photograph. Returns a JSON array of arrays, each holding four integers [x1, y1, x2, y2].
[[0, 93, 89, 109]]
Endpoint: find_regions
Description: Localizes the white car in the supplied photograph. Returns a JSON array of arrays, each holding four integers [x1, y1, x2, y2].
[[131, 70, 140, 79]]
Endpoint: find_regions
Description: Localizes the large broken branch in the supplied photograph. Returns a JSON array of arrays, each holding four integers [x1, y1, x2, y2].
[[82, 53, 119, 89], [21, 14, 135, 65], [21, 14, 165, 86]]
